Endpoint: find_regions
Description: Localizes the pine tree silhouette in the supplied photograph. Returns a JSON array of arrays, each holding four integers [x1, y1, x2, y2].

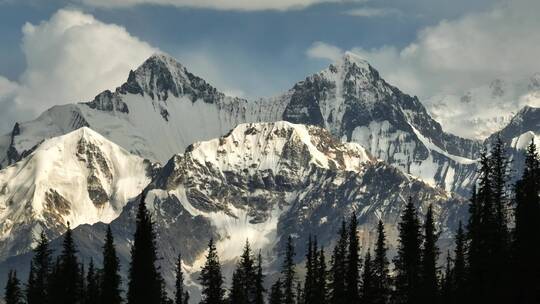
[[346, 213, 361, 303], [101, 225, 122, 304], [269, 279, 283, 304], [175, 253, 188, 304], [361, 251, 375, 303], [452, 222, 466, 304], [372, 220, 390, 304], [254, 251, 266, 304], [127, 192, 165, 304], [281, 236, 296, 304], [420, 205, 439, 304], [330, 221, 347, 304], [57, 223, 83, 304], [4, 270, 24, 304], [393, 198, 422, 304], [85, 259, 99, 304], [313, 247, 327, 304], [26, 231, 52, 304], [199, 238, 225, 304]]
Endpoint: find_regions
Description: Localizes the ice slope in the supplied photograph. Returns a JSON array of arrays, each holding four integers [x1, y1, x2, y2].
[[0, 127, 156, 261]]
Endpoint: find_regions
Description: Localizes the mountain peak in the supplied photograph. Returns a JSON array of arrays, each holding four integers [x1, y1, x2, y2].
[[120, 52, 224, 103], [340, 51, 370, 69]]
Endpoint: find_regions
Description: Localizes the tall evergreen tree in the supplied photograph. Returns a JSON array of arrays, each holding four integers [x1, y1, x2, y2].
[[254, 251, 266, 304], [345, 213, 361, 303], [48, 257, 62, 304], [440, 252, 454, 304], [361, 251, 375, 304], [85, 259, 100, 304], [313, 247, 327, 304], [127, 193, 165, 304], [281, 236, 296, 304], [452, 222, 466, 304], [58, 224, 83, 304], [372, 221, 390, 304], [393, 198, 422, 304], [330, 221, 347, 304], [4, 270, 24, 304], [420, 205, 439, 304], [228, 240, 256, 304], [100, 225, 122, 304], [269, 280, 283, 304], [175, 253, 188, 304], [26, 231, 52, 304], [512, 141, 540, 303], [199, 238, 225, 304], [303, 236, 316, 304]]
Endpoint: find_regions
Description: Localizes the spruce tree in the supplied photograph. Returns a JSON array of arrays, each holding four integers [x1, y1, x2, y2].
[[303, 236, 316, 304], [361, 251, 375, 304], [175, 254, 188, 304], [452, 222, 466, 304], [512, 141, 540, 303], [228, 240, 256, 304], [372, 221, 390, 304], [199, 238, 225, 304], [345, 213, 361, 303], [127, 193, 165, 304], [440, 252, 453, 304], [254, 251, 266, 304], [281, 236, 296, 304], [4, 270, 24, 304], [27, 231, 52, 304], [330, 221, 347, 304], [269, 279, 283, 304], [393, 198, 422, 304], [58, 224, 83, 304], [313, 247, 327, 304], [85, 259, 100, 304], [100, 225, 122, 304], [229, 270, 244, 304], [420, 205, 439, 304]]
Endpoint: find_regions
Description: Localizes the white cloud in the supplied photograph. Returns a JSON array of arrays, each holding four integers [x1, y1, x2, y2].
[[306, 42, 343, 62], [78, 0, 363, 11], [0, 9, 157, 132], [345, 7, 401, 18], [308, 0, 540, 139]]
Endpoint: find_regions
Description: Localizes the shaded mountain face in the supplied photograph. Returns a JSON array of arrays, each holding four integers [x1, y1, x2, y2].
[[0, 127, 157, 262], [0, 122, 467, 303], [0, 52, 481, 196]]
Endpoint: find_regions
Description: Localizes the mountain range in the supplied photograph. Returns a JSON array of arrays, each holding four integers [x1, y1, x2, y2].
[[0, 52, 538, 301]]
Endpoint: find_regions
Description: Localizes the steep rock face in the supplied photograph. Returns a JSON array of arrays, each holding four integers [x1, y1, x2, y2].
[[279, 53, 481, 195], [0, 122, 465, 303], [0, 127, 157, 262], [0, 52, 481, 194]]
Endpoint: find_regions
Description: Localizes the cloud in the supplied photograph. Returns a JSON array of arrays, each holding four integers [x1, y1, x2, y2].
[[78, 0, 364, 11], [345, 7, 401, 18], [0, 9, 157, 133], [344, 0, 540, 98], [306, 42, 343, 62]]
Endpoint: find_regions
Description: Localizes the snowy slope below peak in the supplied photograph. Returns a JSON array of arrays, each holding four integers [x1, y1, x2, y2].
[[0, 127, 156, 261]]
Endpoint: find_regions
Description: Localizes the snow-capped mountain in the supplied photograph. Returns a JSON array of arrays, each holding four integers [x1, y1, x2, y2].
[[0, 127, 157, 262], [0, 122, 467, 303], [425, 74, 540, 140], [0, 52, 482, 195]]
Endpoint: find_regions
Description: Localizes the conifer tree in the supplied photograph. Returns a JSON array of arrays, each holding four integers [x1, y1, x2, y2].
[[452, 222, 466, 304], [440, 252, 453, 304], [393, 198, 422, 304], [175, 254, 188, 304], [127, 193, 165, 304], [58, 224, 83, 304], [313, 247, 327, 304], [512, 141, 540, 303], [101, 225, 122, 304], [228, 240, 258, 304], [199, 238, 225, 304], [85, 259, 99, 304], [346, 213, 361, 303], [269, 279, 283, 304], [282, 236, 296, 304], [303, 236, 316, 304], [420, 205, 439, 304], [229, 270, 244, 304], [361, 251, 375, 304], [254, 251, 265, 304], [4, 270, 24, 304], [47, 257, 62, 304], [372, 221, 390, 304], [27, 231, 52, 304], [330, 221, 347, 304]]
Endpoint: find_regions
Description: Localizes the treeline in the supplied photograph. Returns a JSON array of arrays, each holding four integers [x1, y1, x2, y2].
[[4, 138, 540, 304]]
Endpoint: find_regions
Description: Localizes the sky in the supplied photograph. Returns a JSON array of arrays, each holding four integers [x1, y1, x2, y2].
[[0, 0, 538, 134]]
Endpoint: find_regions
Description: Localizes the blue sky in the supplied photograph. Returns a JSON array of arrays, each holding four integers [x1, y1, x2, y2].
[[0, 0, 538, 133]]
